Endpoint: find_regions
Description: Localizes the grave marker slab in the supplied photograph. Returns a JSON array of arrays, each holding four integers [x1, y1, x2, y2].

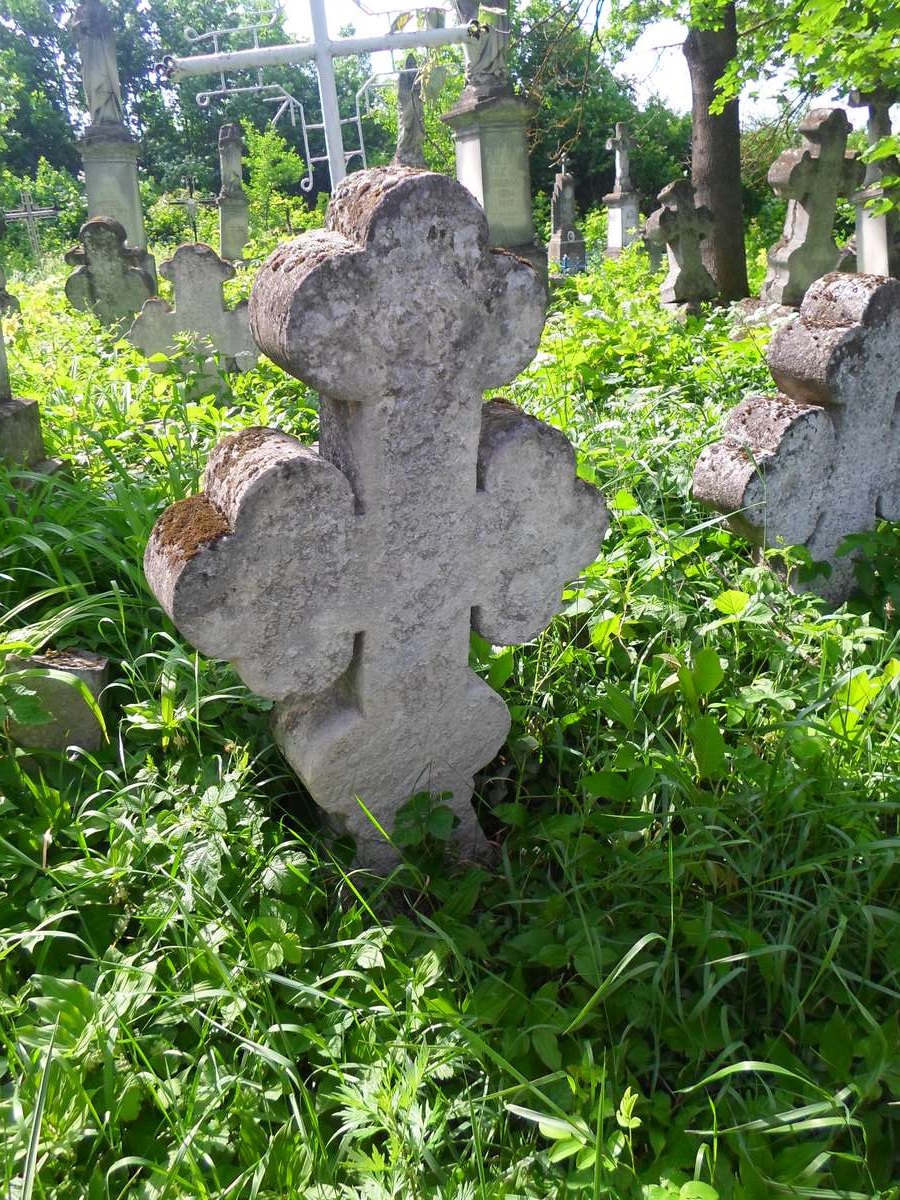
[[645, 180, 716, 307], [0, 268, 59, 478], [217, 124, 250, 262], [761, 109, 863, 307], [65, 217, 155, 328], [144, 166, 606, 868], [548, 156, 586, 274], [128, 242, 257, 374], [604, 123, 640, 257], [693, 272, 900, 603]]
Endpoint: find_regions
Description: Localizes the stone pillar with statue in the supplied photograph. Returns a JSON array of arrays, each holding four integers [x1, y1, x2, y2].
[[71, 0, 155, 282], [441, 2, 542, 272]]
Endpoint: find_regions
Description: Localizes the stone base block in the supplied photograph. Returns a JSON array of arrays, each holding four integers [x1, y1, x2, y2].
[[4, 650, 108, 753], [0, 397, 46, 467], [548, 229, 586, 274]]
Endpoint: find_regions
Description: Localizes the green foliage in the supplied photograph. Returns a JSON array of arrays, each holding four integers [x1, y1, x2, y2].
[[2, 247, 900, 1199], [242, 122, 306, 238]]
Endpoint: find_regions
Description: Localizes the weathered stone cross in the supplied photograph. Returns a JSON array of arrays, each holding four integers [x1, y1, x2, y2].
[[606, 123, 636, 194], [761, 108, 863, 307], [645, 179, 716, 307], [693, 272, 900, 604], [144, 166, 606, 868], [65, 217, 155, 328], [128, 242, 257, 374]]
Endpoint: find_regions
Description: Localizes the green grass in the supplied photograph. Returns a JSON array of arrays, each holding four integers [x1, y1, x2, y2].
[[1, 250, 899, 1199]]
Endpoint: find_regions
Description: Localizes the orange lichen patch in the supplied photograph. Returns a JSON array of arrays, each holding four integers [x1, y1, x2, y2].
[[153, 494, 230, 564], [485, 397, 522, 414]]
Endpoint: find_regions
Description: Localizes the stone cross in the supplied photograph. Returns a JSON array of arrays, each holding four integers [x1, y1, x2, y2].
[[171, 176, 217, 243], [128, 243, 257, 374], [144, 166, 606, 869], [606, 123, 636, 194], [693, 272, 900, 604], [761, 108, 863, 307], [644, 180, 716, 307], [4, 191, 59, 262], [65, 217, 155, 328]]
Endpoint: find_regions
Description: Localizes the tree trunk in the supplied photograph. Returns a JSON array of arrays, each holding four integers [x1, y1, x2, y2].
[[683, 4, 748, 301]]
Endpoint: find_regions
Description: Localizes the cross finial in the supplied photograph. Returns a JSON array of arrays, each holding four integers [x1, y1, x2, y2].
[[144, 166, 606, 868]]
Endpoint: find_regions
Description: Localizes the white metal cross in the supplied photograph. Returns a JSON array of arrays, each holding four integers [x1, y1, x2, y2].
[[160, 0, 480, 190], [4, 190, 59, 262]]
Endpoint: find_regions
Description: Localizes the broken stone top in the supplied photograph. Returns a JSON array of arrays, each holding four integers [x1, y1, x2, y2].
[[693, 272, 900, 603], [147, 166, 604, 867], [65, 216, 154, 327], [253, 165, 545, 401]]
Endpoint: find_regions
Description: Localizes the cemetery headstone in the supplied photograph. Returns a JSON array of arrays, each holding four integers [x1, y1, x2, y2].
[[645, 180, 717, 308], [0, 269, 59, 479], [693, 272, 900, 604], [128, 242, 257, 377], [65, 216, 155, 328], [442, 2, 541, 270], [4, 650, 108, 755], [72, 0, 155, 282], [394, 55, 427, 169], [604, 124, 640, 258], [3, 191, 59, 264], [848, 89, 900, 277], [547, 155, 586, 275], [761, 108, 863, 308], [217, 124, 250, 262], [144, 166, 606, 869]]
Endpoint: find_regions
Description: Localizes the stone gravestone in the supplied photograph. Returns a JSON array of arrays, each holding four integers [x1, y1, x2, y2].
[[604, 123, 640, 258], [848, 89, 900, 277], [65, 217, 155, 328], [144, 166, 606, 869], [645, 180, 717, 308], [217, 124, 250, 263], [761, 109, 863, 308], [0, 268, 59, 480], [442, 2, 542, 271], [128, 243, 257, 377], [71, 0, 155, 283], [547, 156, 586, 274], [693, 273, 900, 604]]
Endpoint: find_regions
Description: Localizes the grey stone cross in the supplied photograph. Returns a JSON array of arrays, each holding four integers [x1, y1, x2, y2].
[[645, 179, 716, 307], [693, 272, 900, 604], [761, 108, 863, 307], [65, 217, 155, 328], [144, 166, 606, 868], [606, 123, 636, 194], [128, 242, 257, 374]]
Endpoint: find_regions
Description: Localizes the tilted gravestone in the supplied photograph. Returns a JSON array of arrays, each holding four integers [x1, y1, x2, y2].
[[761, 109, 863, 308], [0, 268, 59, 478], [144, 166, 606, 868], [693, 273, 900, 604], [65, 217, 155, 328], [128, 242, 257, 375], [645, 180, 717, 308]]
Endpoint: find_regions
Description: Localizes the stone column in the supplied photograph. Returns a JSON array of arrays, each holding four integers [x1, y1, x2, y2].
[[72, 0, 154, 282], [547, 156, 586, 274], [217, 124, 250, 263], [604, 123, 640, 257], [849, 89, 899, 277]]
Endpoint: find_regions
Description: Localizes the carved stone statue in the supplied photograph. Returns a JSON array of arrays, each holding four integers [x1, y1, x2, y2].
[[394, 55, 426, 168], [453, 1, 510, 95], [72, 0, 124, 127]]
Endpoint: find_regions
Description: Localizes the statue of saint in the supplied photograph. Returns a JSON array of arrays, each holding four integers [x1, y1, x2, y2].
[[453, 2, 510, 95], [72, 0, 124, 127], [394, 55, 426, 168]]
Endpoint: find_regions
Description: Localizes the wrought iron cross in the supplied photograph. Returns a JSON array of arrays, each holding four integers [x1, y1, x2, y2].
[[4, 191, 59, 262]]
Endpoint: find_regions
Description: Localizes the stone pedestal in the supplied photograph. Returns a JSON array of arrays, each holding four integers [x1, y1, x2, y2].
[[80, 125, 155, 281], [604, 190, 640, 257], [217, 124, 250, 262], [0, 398, 61, 479], [442, 90, 541, 269]]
